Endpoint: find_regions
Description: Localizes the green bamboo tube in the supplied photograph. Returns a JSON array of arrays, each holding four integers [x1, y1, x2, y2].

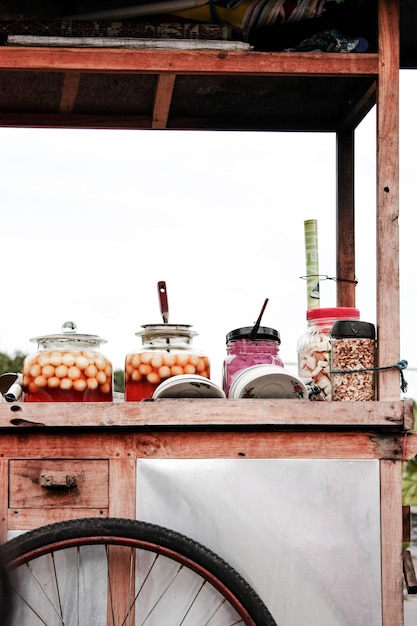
[[304, 219, 320, 310]]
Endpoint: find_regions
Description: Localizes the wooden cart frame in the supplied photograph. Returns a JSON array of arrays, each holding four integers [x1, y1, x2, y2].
[[0, 1, 416, 624]]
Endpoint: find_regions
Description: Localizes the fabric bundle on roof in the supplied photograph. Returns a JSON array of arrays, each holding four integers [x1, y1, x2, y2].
[[174, 0, 345, 38]]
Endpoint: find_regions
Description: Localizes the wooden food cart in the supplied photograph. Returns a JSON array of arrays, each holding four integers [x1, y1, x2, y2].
[[0, 0, 416, 624]]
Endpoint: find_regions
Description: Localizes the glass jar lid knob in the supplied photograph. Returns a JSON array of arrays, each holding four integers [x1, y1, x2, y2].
[[62, 321, 77, 334]]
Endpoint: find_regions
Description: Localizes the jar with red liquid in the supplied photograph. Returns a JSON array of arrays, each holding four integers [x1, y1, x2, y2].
[[125, 324, 210, 401], [222, 326, 284, 397], [22, 321, 113, 402]]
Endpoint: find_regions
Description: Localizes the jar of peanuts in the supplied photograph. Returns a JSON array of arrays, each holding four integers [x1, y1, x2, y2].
[[124, 324, 210, 401], [330, 320, 376, 401], [22, 321, 113, 402], [297, 307, 360, 401], [222, 326, 283, 397]]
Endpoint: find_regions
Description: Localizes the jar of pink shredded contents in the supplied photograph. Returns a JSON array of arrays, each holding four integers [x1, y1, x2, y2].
[[222, 326, 283, 397]]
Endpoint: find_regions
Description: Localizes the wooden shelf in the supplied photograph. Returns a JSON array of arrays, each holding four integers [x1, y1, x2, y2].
[[0, 399, 413, 430], [0, 46, 378, 131]]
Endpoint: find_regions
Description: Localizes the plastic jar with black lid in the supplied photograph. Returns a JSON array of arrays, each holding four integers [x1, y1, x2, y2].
[[222, 326, 283, 397], [330, 320, 376, 401]]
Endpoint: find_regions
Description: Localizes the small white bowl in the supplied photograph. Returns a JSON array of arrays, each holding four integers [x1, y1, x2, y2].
[[153, 374, 226, 399], [229, 365, 307, 399]]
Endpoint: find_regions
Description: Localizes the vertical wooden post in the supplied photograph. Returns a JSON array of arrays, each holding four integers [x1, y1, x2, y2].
[[336, 129, 356, 307], [377, 0, 400, 400], [109, 458, 137, 519], [380, 459, 404, 626], [107, 458, 137, 624], [377, 1, 402, 623], [0, 460, 8, 544]]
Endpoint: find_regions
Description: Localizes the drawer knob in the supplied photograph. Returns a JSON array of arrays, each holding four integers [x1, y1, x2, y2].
[[40, 474, 77, 489]]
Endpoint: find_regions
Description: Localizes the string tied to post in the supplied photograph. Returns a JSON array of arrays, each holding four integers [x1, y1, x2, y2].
[[330, 359, 409, 393], [299, 273, 358, 285]]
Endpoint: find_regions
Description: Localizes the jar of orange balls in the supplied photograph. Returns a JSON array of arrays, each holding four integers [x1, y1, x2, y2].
[[22, 321, 113, 402], [125, 324, 210, 401]]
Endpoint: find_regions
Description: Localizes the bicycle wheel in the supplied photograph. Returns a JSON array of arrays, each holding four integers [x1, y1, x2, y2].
[[0, 546, 12, 626], [2, 517, 277, 626]]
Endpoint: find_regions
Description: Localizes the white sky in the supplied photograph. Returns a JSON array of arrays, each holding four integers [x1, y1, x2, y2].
[[1, 70, 417, 398]]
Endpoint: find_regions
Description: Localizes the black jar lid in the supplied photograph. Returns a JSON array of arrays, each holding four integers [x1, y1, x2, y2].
[[226, 326, 281, 344], [331, 320, 376, 339]]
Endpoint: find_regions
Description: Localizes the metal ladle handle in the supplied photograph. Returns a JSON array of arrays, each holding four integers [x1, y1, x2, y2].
[[158, 281, 169, 324]]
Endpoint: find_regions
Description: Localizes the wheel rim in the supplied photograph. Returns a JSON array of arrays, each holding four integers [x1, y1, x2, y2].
[[8, 534, 256, 625]]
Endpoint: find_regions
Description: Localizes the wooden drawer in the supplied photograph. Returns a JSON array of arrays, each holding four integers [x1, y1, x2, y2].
[[9, 459, 109, 509]]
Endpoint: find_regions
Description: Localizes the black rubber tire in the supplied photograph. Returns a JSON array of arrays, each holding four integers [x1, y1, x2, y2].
[[0, 548, 12, 626], [2, 517, 277, 626]]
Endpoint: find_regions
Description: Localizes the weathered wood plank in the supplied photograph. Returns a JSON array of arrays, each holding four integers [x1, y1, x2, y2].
[[399, 432, 417, 459], [0, 111, 371, 132], [403, 551, 417, 594], [9, 459, 109, 508], [0, 399, 412, 429], [403, 505, 411, 542], [152, 72, 176, 128], [0, 47, 378, 75], [376, 0, 400, 401], [0, 430, 406, 460], [8, 508, 108, 531], [0, 460, 8, 544], [109, 458, 136, 519], [59, 71, 80, 112], [336, 129, 356, 307], [380, 459, 404, 625], [338, 81, 377, 132]]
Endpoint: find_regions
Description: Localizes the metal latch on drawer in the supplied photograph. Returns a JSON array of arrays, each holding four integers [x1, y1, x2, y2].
[[40, 474, 78, 489]]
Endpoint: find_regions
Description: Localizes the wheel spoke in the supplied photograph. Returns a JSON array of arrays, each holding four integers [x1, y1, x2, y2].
[[10, 587, 49, 625], [121, 551, 159, 626], [15, 559, 66, 624], [3, 518, 276, 626], [178, 579, 207, 625], [51, 551, 64, 622], [139, 562, 184, 625]]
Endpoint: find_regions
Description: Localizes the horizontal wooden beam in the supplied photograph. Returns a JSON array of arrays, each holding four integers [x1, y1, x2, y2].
[[0, 111, 362, 132], [0, 111, 364, 132], [0, 47, 379, 76], [0, 428, 408, 460], [0, 399, 413, 430], [9, 508, 108, 530]]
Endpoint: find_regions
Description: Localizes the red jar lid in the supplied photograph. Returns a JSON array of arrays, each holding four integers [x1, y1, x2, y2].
[[306, 307, 360, 321]]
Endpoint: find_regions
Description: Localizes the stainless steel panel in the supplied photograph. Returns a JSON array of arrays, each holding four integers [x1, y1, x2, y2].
[[136, 459, 382, 626]]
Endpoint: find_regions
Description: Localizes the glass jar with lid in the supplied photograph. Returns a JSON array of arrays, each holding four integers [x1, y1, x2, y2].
[[22, 321, 113, 402], [330, 320, 376, 401], [124, 324, 210, 401], [222, 326, 284, 397], [297, 307, 360, 401]]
